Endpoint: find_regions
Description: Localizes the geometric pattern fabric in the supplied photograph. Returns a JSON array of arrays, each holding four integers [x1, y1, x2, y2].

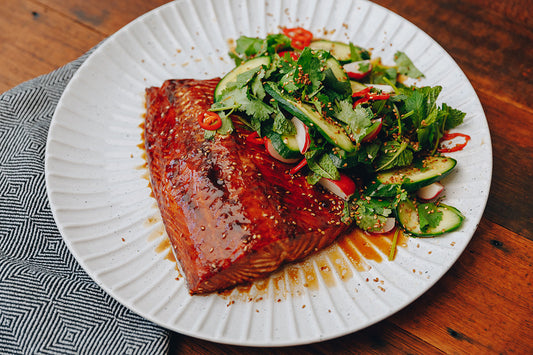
[[0, 48, 169, 354]]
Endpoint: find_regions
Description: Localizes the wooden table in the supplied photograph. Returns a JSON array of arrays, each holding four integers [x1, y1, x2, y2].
[[3, 0, 531, 353]]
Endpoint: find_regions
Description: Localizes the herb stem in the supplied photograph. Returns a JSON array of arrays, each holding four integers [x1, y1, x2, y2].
[[389, 227, 400, 261], [209, 104, 240, 113], [383, 77, 400, 95], [393, 103, 402, 137]]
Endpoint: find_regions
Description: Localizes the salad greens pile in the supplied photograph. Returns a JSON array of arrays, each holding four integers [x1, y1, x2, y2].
[[205, 30, 467, 239]]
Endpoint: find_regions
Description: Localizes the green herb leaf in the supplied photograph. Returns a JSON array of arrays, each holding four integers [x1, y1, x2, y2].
[[265, 34, 292, 54], [375, 140, 413, 171], [349, 43, 370, 62], [418, 202, 443, 231], [334, 100, 373, 143], [351, 197, 394, 232], [394, 51, 424, 79], [296, 47, 326, 95], [442, 103, 466, 130], [305, 150, 340, 181], [272, 104, 296, 136], [235, 36, 266, 57], [370, 63, 398, 85]]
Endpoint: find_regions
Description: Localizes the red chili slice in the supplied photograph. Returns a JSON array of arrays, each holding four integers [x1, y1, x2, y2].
[[367, 93, 390, 101], [289, 158, 307, 175], [198, 111, 222, 130], [352, 87, 371, 98], [246, 131, 265, 145], [282, 27, 313, 50], [353, 97, 370, 107], [352, 89, 390, 107], [438, 132, 471, 153]]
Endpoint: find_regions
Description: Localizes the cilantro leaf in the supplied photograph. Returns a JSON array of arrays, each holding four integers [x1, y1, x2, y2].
[[272, 103, 296, 135], [349, 43, 371, 61], [417, 202, 443, 231], [351, 197, 394, 232], [370, 63, 398, 85], [265, 34, 292, 54], [235, 36, 266, 57], [296, 47, 326, 95], [334, 100, 373, 143], [394, 51, 424, 79], [219, 86, 273, 122]]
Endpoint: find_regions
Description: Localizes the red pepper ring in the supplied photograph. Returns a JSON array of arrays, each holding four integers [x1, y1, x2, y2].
[[246, 131, 265, 145], [438, 132, 471, 153], [198, 111, 222, 130], [282, 27, 313, 50]]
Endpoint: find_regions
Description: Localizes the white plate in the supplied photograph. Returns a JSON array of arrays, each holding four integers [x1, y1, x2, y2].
[[45, 0, 492, 346]]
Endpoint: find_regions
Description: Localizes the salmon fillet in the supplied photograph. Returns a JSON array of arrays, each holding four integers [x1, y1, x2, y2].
[[144, 78, 348, 294]]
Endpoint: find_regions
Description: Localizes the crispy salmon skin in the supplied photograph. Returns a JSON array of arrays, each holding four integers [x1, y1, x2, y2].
[[144, 78, 348, 294]]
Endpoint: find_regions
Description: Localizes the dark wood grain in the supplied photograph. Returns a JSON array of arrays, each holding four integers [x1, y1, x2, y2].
[[2, 0, 531, 353]]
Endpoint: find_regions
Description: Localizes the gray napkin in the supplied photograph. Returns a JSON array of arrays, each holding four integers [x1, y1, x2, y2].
[[0, 49, 169, 354]]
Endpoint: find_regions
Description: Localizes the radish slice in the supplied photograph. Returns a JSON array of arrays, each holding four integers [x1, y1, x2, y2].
[[318, 174, 357, 200], [291, 117, 311, 153], [361, 118, 382, 143], [343, 60, 372, 80], [372, 217, 396, 234], [416, 182, 444, 200], [366, 84, 394, 93], [264, 138, 300, 164]]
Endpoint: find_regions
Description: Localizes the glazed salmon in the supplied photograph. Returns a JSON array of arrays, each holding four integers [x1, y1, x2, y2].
[[144, 78, 348, 294]]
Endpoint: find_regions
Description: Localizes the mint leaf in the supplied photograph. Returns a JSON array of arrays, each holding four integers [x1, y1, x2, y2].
[[305, 151, 340, 181], [442, 103, 466, 130], [307, 172, 322, 185], [401, 85, 442, 128], [375, 140, 413, 171], [394, 51, 424, 79]]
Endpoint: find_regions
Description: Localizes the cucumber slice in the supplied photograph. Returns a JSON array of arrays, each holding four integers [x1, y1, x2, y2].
[[324, 57, 351, 95], [350, 80, 368, 93], [214, 56, 271, 101], [309, 40, 352, 62], [396, 199, 464, 237], [266, 131, 301, 159], [377, 156, 457, 192], [264, 82, 356, 153], [328, 149, 360, 168]]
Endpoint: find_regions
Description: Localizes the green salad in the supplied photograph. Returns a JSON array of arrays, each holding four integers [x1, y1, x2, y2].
[[203, 28, 469, 241]]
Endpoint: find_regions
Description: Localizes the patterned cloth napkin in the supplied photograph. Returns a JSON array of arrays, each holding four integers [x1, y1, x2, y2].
[[0, 49, 169, 354]]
